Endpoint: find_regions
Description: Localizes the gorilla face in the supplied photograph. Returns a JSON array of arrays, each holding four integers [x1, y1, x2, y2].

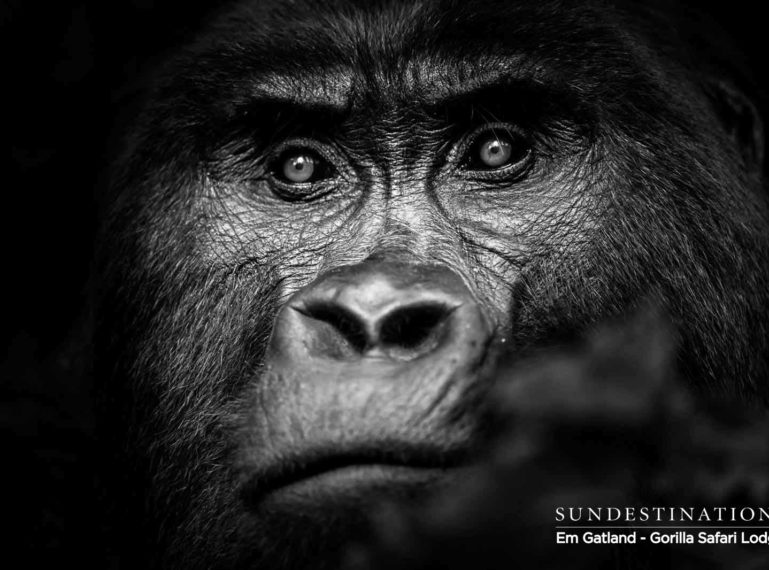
[[95, 0, 769, 568]]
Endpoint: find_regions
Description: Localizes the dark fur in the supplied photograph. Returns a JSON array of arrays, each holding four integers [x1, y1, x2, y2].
[[95, 1, 769, 568]]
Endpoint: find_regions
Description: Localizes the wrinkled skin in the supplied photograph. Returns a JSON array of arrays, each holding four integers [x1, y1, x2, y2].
[[95, 0, 769, 568]]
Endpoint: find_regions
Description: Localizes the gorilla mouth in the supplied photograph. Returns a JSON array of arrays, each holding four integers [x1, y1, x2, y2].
[[243, 444, 470, 509]]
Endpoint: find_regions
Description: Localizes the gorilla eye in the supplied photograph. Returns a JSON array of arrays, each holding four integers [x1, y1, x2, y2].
[[463, 128, 531, 175], [274, 149, 332, 184], [283, 153, 316, 183], [265, 145, 339, 200], [482, 137, 514, 167]]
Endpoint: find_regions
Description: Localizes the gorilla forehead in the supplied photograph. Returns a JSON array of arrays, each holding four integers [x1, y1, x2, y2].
[[179, 0, 656, 102], [147, 0, 708, 151], [200, 0, 633, 54]]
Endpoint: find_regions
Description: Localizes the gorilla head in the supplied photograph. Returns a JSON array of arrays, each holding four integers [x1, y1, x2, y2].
[[95, 0, 769, 568]]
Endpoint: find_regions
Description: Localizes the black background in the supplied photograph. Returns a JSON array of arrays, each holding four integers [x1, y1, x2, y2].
[[3, 0, 217, 356]]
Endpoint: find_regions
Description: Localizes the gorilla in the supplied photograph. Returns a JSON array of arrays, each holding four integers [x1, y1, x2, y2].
[[93, 0, 769, 568]]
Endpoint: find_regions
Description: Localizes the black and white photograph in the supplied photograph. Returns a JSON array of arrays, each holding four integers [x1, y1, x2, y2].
[[3, 1, 769, 568]]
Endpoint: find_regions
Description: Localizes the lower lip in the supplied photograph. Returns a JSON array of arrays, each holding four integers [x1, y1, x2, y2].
[[256, 464, 454, 511]]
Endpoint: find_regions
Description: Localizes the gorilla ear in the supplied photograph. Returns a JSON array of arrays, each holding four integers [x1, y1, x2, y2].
[[710, 80, 765, 172]]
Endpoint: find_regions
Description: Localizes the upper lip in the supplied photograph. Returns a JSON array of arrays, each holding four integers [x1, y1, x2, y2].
[[241, 441, 470, 507]]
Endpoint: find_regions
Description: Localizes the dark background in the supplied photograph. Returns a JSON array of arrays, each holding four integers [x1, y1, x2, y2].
[[2, 1, 220, 560], [3, 0, 218, 357], [0, 0, 767, 562]]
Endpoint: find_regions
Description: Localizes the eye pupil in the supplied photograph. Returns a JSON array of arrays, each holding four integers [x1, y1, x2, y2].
[[479, 136, 513, 168], [283, 154, 316, 183]]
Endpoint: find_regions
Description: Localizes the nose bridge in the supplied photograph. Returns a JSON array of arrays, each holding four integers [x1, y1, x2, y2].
[[374, 187, 458, 262]]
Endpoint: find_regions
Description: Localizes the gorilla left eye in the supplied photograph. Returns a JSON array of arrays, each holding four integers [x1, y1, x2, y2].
[[464, 129, 531, 173]]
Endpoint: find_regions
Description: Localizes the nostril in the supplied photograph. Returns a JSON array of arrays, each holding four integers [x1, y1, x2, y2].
[[379, 303, 455, 357], [292, 298, 460, 361], [294, 302, 369, 353]]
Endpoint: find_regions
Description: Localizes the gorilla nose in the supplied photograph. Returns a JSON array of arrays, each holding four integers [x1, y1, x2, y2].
[[296, 291, 455, 360], [286, 263, 487, 362]]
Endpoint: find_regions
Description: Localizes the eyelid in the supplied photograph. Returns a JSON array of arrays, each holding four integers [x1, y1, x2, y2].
[[464, 122, 527, 152], [268, 137, 331, 157]]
